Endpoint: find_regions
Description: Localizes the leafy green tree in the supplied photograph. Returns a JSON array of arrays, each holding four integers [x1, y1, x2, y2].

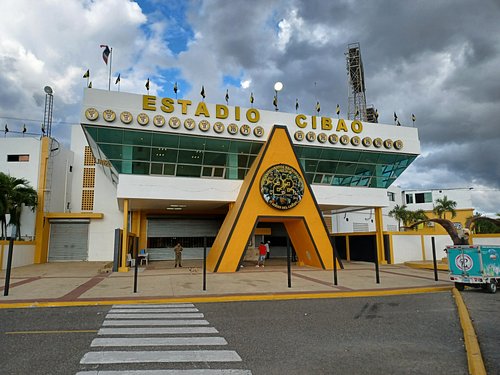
[[433, 196, 457, 219], [388, 204, 409, 231], [407, 209, 428, 229], [0, 172, 38, 240]]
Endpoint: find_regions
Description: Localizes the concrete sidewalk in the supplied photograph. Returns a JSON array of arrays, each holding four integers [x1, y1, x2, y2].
[[0, 259, 453, 307]]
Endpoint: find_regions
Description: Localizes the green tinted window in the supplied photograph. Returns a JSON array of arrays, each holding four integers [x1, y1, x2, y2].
[[152, 133, 179, 148], [99, 128, 123, 144], [124, 130, 151, 146]]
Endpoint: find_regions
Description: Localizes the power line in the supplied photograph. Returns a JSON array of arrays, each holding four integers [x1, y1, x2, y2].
[[0, 115, 77, 125]]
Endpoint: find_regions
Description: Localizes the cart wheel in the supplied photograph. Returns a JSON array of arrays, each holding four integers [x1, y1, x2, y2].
[[455, 282, 465, 291], [486, 281, 497, 294]]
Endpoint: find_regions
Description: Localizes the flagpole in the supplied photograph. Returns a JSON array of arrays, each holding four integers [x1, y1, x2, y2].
[[108, 48, 113, 91]]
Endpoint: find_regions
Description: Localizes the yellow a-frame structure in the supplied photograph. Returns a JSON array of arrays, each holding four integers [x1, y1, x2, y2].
[[207, 125, 336, 272]]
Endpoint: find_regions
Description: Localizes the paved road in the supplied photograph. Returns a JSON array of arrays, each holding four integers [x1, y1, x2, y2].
[[461, 287, 500, 375]]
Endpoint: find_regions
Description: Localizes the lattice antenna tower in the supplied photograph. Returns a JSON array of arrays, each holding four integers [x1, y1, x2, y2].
[[346, 43, 367, 121]]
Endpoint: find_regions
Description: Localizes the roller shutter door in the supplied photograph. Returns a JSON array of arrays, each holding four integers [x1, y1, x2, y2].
[[48, 222, 89, 261], [147, 218, 221, 260], [147, 218, 220, 237]]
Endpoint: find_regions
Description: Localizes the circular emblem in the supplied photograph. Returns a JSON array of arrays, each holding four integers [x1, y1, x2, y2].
[[254, 126, 264, 137], [394, 140, 404, 150], [184, 118, 195, 130], [137, 113, 149, 126], [317, 133, 327, 143], [351, 136, 361, 146], [455, 254, 473, 272], [153, 115, 165, 127], [199, 120, 210, 132], [340, 135, 350, 145], [260, 164, 304, 210], [120, 111, 133, 124], [85, 108, 99, 121], [294, 131, 305, 141], [240, 124, 251, 136], [214, 121, 225, 133], [169, 117, 181, 129], [373, 138, 383, 148], [384, 139, 393, 149], [362, 137, 372, 147], [328, 134, 338, 144], [306, 131, 316, 142], [227, 123, 238, 135], [103, 109, 116, 122]]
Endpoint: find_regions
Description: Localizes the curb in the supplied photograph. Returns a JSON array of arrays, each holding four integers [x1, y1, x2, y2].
[[452, 288, 486, 375], [0, 285, 453, 309]]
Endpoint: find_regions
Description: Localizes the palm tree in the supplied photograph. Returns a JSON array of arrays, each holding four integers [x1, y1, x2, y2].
[[433, 196, 457, 219], [388, 204, 409, 231], [0, 172, 38, 240], [407, 209, 428, 229]]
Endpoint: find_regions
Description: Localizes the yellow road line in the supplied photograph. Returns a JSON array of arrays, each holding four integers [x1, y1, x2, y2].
[[0, 285, 453, 309], [5, 329, 98, 335], [452, 288, 486, 375]]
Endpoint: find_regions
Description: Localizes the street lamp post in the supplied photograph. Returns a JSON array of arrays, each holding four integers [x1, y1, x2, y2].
[[274, 81, 283, 111]]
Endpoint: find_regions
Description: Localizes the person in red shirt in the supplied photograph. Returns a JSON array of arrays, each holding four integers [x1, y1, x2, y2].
[[257, 242, 267, 267]]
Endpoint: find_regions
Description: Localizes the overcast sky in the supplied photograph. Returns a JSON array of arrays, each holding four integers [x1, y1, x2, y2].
[[0, 0, 499, 214]]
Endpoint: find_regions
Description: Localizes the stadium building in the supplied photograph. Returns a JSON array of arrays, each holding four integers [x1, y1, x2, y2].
[[1, 88, 420, 272]]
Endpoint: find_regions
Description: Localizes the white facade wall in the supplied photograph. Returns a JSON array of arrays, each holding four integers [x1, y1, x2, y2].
[[71, 126, 122, 261], [391, 235, 424, 263], [403, 188, 473, 211], [0, 137, 41, 239], [46, 144, 74, 213], [1, 242, 35, 270], [422, 235, 452, 260], [472, 237, 500, 246]]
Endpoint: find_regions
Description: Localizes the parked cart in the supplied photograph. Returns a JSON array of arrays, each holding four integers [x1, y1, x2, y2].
[[447, 245, 500, 293]]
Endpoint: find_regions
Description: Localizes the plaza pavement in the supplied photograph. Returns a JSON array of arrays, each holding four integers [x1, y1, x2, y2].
[[0, 259, 453, 307]]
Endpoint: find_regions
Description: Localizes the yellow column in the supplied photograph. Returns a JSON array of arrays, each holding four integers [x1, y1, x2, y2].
[[420, 235, 426, 261], [374, 207, 386, 264], [345, 235, 351, 261], [34, 137, 50, 264], [119, 199, 129, 272]]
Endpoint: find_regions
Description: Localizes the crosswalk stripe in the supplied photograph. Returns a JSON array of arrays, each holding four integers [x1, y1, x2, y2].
[[76, 369, 252, 374], [112, 304, 194, 308], [80, 350, 242, 364], [110, 308, 200, 313], [106, 313, 204, 319], [102, 320, 209, 326], [98, 327, 219, 335], [91, 337, 227, 347]]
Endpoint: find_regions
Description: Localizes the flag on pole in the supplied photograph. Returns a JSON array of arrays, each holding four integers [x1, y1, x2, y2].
[[295, 99, 299, 111], [200, 85, 205, 99], [316, 101, 320, 114], [41, 124, 45, 135], [83, 69, 90, 78], [145, 78, 150, 90], [336, 104, 340, 115], [100, 45, 111, 64], [225, 89, 229, 104], [375, 109, 379, 119], [397, 120, 401, 126], [250, 92, 254, 104], [88, 81, 92, 88], [115, 74, 121, 84], [394, 112, 398, 122], [22, 124, 26, 134], [174, 82, 178, 94], [4, 124, 8, 134]]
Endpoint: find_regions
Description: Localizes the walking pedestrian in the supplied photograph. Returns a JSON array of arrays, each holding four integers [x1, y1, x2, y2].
[[265, 241, 271, 259], [256, 242, 267, 267], [174, 242, 183, 268]]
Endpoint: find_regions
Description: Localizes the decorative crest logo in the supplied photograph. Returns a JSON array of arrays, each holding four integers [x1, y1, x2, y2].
[[260, 164, 304, 210]]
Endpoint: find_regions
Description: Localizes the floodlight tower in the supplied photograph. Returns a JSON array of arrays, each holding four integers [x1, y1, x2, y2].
[[346, 43, 367, 121], [43, 86, 54, 137]]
